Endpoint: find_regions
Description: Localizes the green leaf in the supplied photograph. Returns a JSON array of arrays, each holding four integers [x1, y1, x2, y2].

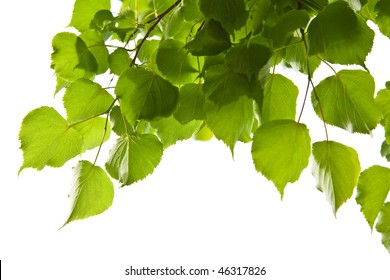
[[156, 39, 199, 85], [63, 79, 114, 123], [69, 0, 111, 32], [308, 1, 374, 66], [51, 32, 96, 81], [376, 202, 390, 253], [187, 19, 231, 56], [105, 134, 163, 186], [19, 107, 83, 172], [375, 0, 390, 38], [251, 120, 311, 196], [73, 117, 112, 152], [380, 141, 390, 161], [198, 0, 248, 34], [164, 6, 195, 40], [251, 0, 271, 35], [206, 96, 254, 152], [225, 40, 271, 79], [62, 160, 114, 227], [115, 68, 179, 125], [262, 74, 299, 123], [109, 106, 131, 136], [300, 0, 328, 12], [174, 83, 206, 124], [79, 30, 109, 74], [281, 37, 321, 76], [108, 48, 131, 75], [375, 88, 390, 119], [312, 141, 361, 214], [312, 70, 382, 133], [270, 9, 310, 49], [203, 65, 253, 105], [182, 0, 202, 21], [356, 165, 390, 229], [154, 116, 202, 148]]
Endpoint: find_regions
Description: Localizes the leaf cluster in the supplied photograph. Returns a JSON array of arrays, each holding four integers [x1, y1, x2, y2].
[[18, 0, 390, 252]]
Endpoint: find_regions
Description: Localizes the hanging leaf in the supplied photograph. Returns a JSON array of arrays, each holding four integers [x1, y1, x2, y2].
[[105, 134, 163, 186], [203, 65, 253, 106], [79, 30, 109, 74], [375, 0, 390, 38], [156, 39, 199, 85], [251, 120, 311, 196], [154, 116, 202, 148], [381, 141, 390, 161], [62, 160, 114, 227], [19, 107, 83, 172], [63, 79, 114, 123], [225, 40, 271, 79], [51, 32, 97, 81], [187, 19, 231, 56], [181, 0, 202, 21], [262, 74, 299, 123], [174, 83, 206, 124], [108, 48, 132, 75], [73, 117, 112, 152], [312, 141, 361, 215], [109, 106, 131, 136], [251, 0, 271, 35], [376, 202, 390, 253], [375, 88, 390, 119], [198, 0, 248, 34], [312, 70, 382, 133], [206, 96, 254, 152], [69, 0, 111, 32], [356, 165, 390, 229], [115, 68, 179, 125]]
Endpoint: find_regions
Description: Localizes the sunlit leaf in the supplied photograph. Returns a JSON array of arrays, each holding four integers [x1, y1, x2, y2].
[[19, 107, 83, 172], [376, 202, 390, 253], [63, 79, 114, 123], [375, 0, 390, 38], [312, 70, 382, 133], [251, 120, 311, 196], [105, 134, 163, 186], [174, 83, 206, 124], [312, 141, 361, 214], [115, 68, 179, 125], [73, 117, 111, 152], [70, 0, 111, 32], [356, 165, 390, 229], [79, 30, 109, 74], [108, 48, 131, 75], [62, 160, 114, 227]]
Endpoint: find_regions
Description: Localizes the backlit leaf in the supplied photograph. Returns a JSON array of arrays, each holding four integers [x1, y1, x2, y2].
[[356, 165, 390, 229], [174, 83, 206, 124], [108, 48, 131, 75], [375, 0, 390, 38], [115, 68, 179, 125], [312, 141, 361, 214], [109, 106, 131, 136], [63, 79, 114, 123], [262, 74, 299, 123], [198, 0, 248, 34], [380, 141, 390, 161], [105, 134, 163, 186], [312, 70, 382, 133], [376, 202, 390, 253], [73, 117, 112, 152], [251, 120, 311, 196], [206, 96, 254, 152], [70, 0, 111, 32], [251, 0, 271, 35], [62, 160, 114, 227], [156, 39, 198, 85], [375, 88, 390, 119], [19, 107, 83, 172], [79, 30, 109, 74]]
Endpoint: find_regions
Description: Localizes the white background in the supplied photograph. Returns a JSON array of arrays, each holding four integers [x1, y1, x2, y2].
[[1, 1, 390, 279]]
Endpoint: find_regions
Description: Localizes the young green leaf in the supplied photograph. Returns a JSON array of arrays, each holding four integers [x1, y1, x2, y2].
[[262, 74, 299, 123], [174, 83, 206, 124], [203, 65, 253, 106], [251, 0, 271, 35], [62, 160, 114, 227], [109, 106, 131, 136], [376, 202, 390, 253], [356, 165, 390, 229], [105, 134, 163, 186], [312, 70, 382, 133], [251, 120, 311, 196], [63, 79, 114, 123], [69, 0, 111, 32], [312, 141, 361, 215], [73, 117, 112, 152], [79, 30, 109, 74], [154, 116, 202, 148], [375, 0, 390, 38], [187, 19, 231, 56], [51, 32, 96, 81], [375, 88, 390, 119], [115, 68, 179, 125], [156, 39, 199, 85], [206, 96, 254, 152], [19, 107, 83, 172], [198, 0, 248, 34], [381, 141, 390, 161], [108, 48, 132, 76]]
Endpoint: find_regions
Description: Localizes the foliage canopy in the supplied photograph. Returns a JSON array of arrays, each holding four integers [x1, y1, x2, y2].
[[18, 0, 390, 253]]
